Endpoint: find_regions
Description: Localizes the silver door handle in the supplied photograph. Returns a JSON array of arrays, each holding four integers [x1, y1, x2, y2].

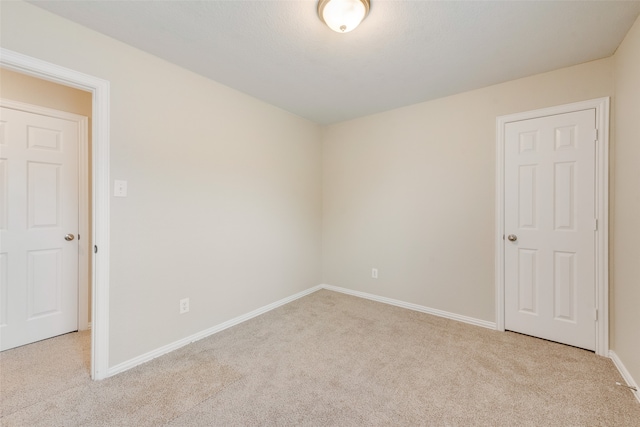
[[507, 234, 517, 242], [65, 234, 75, 241]]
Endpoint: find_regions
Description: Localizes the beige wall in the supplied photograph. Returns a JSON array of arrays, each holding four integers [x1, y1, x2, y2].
[[322, 58, 614, 322], [612, 15, 640, 386], [0, 68, 93, 325], [1, 1, 322, 366], [0, 68, 92, 115]]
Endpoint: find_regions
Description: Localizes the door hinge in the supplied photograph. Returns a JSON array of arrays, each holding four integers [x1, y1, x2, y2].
[[593, 218, 598, 231], [94, 245, 98, 254], [594, 129, 598, 142], [594, 308, 598, 321]]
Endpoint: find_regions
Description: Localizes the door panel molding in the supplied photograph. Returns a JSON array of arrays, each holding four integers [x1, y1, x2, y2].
[[496, 98, 609, 356], [1, 48, 111, 379]]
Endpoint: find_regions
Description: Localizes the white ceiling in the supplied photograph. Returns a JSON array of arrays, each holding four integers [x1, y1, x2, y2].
[[29, 0, 640, 124]]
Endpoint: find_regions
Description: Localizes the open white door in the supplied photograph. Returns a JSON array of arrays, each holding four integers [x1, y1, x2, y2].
[[0, 105, 82, 351]]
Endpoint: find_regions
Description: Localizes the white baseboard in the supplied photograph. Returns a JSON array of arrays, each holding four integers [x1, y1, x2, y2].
[[610, 350, 640, 404], [106, 283, 499, 377], [320, 284, 496, 330], [99, 282, 638, 407], [107, 285, 323, 377]]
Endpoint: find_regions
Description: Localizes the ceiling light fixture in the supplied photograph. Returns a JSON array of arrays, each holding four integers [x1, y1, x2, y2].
[[318, 0, 370, 33]]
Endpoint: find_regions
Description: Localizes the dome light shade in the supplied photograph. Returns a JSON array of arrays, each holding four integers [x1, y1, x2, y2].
[[318, 0, 370, 33]]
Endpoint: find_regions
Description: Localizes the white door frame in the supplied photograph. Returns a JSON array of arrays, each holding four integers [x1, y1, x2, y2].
[[1, 48, 111, 379], [1, 99, 90, 332], [495, 98, 609, 357]]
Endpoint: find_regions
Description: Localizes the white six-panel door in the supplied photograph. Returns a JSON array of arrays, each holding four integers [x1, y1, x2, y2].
[[0, 106, 79, 351], [504, 109, 596, 351]]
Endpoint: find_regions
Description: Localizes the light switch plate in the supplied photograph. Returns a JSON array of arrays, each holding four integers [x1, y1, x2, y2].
[[114, 180, 128, 197]]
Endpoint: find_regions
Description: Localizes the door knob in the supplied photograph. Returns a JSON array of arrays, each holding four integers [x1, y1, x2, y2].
[[64, 234, 75, 241], [507, 234, 517, 242]]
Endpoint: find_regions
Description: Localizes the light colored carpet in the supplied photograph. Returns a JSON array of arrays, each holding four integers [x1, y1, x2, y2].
[[1, 289, 638, 426]]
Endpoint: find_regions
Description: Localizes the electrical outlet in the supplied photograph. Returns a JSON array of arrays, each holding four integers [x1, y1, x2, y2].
[[372, 268, 378, 279], [179, 298, 189, 314]]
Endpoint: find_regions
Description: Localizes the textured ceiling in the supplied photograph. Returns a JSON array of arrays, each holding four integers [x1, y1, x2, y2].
[[29, 1, 640, 124]]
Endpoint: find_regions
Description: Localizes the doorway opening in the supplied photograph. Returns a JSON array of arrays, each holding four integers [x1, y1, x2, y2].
[[1, 48, 110, 379], [0, 94, 90, 350]]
